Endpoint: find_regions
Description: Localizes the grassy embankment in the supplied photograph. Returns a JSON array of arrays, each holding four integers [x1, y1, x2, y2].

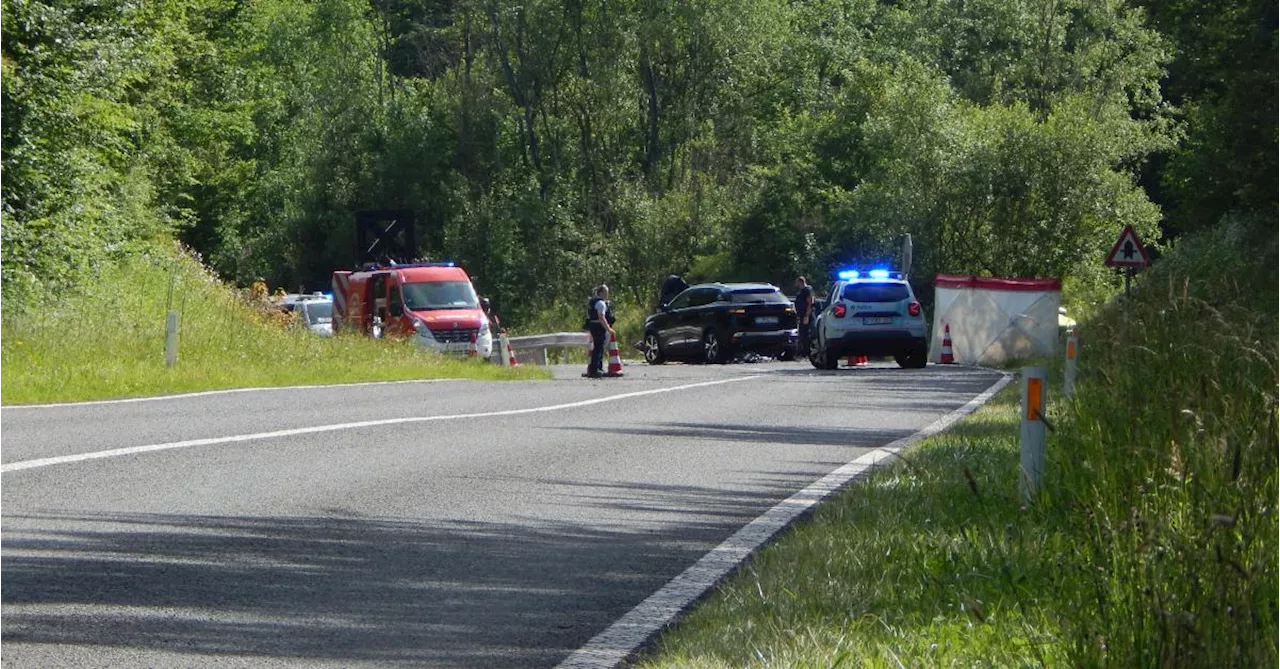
[[637, 223, 1278, 667], [1, 245, 547, 405]]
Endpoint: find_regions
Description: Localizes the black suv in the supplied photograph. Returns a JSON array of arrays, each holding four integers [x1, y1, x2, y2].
[[641, 283, 798, 364]]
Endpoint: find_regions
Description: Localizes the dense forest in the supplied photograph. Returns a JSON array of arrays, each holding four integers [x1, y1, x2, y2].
[[2, 0, 1275, 324]]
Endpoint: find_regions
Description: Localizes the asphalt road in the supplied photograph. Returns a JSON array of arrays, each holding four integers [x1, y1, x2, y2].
[[1, 360, 1003, 668]]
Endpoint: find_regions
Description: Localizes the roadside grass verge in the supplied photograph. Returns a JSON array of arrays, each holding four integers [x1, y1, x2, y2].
[[637, 222, 1277, 667], [636, 386, 1074, 667], [1, 244, 547, 405]]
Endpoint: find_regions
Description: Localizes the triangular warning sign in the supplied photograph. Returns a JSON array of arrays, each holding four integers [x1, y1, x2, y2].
[[1104, 225, 1151, 268]]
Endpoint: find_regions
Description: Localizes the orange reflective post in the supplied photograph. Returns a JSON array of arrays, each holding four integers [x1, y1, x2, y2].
[[1020, 367, 1048, 504], [1026, 378, 1043, 421], [1064, 329, 1078, 398]]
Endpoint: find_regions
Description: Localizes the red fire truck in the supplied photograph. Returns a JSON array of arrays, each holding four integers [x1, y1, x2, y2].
[[332, 261, 494, 358]]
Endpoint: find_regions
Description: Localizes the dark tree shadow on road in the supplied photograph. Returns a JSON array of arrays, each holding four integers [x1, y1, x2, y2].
[[0, 484, 777, 669]]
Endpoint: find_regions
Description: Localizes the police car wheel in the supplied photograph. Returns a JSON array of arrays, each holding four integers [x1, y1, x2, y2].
[[643, 332, 665, 365], [809, 339, 838, 370]]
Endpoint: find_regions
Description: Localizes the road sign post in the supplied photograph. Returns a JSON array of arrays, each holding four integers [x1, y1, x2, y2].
[[1063, 329, 1078, 399], [1020, 367, 1047, 505], [901, 233, 913, 278]]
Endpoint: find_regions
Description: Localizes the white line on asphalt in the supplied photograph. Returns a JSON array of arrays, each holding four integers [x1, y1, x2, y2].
[[556, 371, 1014, 669], [0, 378, 464, 410], [0, 376, 762, 473]]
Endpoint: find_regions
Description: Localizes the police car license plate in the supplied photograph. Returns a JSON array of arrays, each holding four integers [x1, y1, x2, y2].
[[863, 317, 893, 325], [756, 316, 779, 325]]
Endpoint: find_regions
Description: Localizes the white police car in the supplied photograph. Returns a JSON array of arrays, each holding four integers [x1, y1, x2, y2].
[[808, 268, 927, 369], [276, 292, 335, 336]]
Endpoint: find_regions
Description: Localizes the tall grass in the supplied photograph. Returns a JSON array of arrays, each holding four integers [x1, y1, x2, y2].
[[1046, 221, 1278, 666], [638, 222, 1277, 667], [1, 244, 546, 404]]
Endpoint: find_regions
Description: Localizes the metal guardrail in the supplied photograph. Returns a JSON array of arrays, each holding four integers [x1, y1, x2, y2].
[[505, 331, 591, 365]]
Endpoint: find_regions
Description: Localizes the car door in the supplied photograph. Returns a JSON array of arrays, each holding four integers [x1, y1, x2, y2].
[[660, 290, 695, 352], [685, 287, 722, 344]]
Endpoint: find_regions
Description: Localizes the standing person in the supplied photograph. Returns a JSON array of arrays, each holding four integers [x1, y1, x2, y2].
[[794, 276, 815, 357], [480, 297, 502, 332], [584, 284, 616, 378], [658, 274, 689, 310]]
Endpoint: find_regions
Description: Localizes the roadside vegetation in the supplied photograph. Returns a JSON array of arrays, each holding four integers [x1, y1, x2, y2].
[[6, 0, 1273, 329], [0, 244, 546, 405], [637, 224, 1277, 667]]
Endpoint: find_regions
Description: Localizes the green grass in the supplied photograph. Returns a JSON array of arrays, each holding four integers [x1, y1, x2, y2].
[[636, 387, 1075, 668], [637, 225, 1278, 667], [1, 244, 548, 404]]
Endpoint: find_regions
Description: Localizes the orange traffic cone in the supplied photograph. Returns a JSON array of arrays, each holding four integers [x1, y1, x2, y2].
[[501, 330, 519, 367], [844, 355, 869, 367], [605, 332, 624, 377], [468, 331, 478, 358], [939, 324, 956, 364]]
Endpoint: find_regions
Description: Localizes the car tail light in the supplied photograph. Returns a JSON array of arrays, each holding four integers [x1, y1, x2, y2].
[[908, 301, 921, 317], [833, 303, 847, 318], [729, 308, 746, 315]]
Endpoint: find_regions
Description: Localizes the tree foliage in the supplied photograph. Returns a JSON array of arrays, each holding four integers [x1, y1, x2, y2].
[[2, 0, 1273, 322]]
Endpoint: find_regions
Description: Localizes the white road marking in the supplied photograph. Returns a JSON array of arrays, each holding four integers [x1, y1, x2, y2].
[[0, 376, 761, 473], [556, 371, 1013, 669], [0, 378, 464, 410]]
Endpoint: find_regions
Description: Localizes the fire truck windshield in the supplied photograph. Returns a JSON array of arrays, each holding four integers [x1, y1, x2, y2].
[[402, 281, 479, 310]]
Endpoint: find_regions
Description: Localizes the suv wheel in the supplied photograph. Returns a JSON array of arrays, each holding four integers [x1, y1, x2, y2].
[[703, 330, 727, 364], [643, 332, 666, 365]]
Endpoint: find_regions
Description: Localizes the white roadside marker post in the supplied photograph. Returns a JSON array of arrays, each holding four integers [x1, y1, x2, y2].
[[1020, 366, 1047, 505], [164, 310, 180, 368], [1064, 328, 1078, 399]]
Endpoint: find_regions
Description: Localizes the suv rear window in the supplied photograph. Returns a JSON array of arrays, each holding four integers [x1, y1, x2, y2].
[[842, 283, 910, 303], [729, 289, 789, 304]]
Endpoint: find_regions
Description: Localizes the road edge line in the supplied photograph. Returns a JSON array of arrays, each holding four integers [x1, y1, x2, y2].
[[0, 378, 467, 410], [555, 370, 1014, 669]]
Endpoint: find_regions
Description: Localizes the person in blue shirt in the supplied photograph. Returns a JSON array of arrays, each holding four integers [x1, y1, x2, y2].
[[584, 284, 616, 378]]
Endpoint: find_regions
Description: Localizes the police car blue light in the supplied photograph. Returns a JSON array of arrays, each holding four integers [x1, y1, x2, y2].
[[868, 268, 891, 279], [836, 269, 860, 280]]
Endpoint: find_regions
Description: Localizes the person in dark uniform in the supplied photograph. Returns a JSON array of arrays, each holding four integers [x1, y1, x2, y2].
[[584, 284, 616, 378], [794, 276, 815, 357], [658, 274, 689, 310]]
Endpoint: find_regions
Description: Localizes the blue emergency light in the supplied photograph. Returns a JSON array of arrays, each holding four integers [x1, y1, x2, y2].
[[836, 267, 895, 281], [392, 261, 456, 269]]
